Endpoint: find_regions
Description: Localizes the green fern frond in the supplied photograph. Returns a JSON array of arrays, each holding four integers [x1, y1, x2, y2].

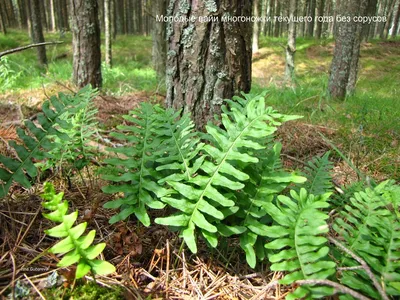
[[0, 87, 94, 198], [41, 182, 115, 279], [155, 94, 301, 254], [302, 151, 333, 196], [264, 189, 335, 299], [333, 180, 400, 298], [102, 102, 168, 226]]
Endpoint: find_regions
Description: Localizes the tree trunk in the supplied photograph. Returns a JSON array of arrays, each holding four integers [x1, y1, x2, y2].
[[166, 1, 252, 130], [382, 0, 396, 39], [362, 0, 377, 41], [285, 0, 297, 84], [315, 0, 325, 39], [300, 0, 307, 37], [0, 4, 7, 34], [274, 1, 281, 37], [29, 0, 47, 66], [40, 0, 48, 31], [307, 0, 316, 37], [152, 0, 166, 79], [328, 0, 367, 99], [392, 0, 400, 38], [17, 0, 28, 28], [49, 0, 56, 31], [252, 0, 261, 53], [375, 0, 386, 37], [105, 0, 112, 67], [70, 0, 102, 88]]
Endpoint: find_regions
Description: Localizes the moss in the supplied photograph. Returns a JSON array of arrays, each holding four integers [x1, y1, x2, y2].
[[43, 282, 124, 300], [205, 0, 218, 13]]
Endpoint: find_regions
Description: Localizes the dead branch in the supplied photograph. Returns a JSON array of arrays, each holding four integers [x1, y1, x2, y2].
[[328, 236, 389, 300], [0, 41, 64, 59], [296, 279, 370, 300]]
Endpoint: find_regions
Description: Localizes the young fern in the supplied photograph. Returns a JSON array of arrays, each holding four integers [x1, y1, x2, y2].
[[102, 102, 168, 225], [0, 86, 94, 198], [302, 151, 333, 196], [41, 182, 115, 279], [263, 189, 336, 299], [333, 180, 400, 299], [155, 94, 301, 254]]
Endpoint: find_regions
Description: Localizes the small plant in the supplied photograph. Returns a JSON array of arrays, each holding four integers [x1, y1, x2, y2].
[[41, 182, 115, 279], [0, 57, 23, 92]]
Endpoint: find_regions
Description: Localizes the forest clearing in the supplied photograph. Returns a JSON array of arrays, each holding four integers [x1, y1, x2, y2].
[[0, 0, 400, 299]]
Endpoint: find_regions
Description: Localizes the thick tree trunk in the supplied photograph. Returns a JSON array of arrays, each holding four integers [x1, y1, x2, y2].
[[29, 0, 47, 66], [328, 0, 367, 99], [152, 0, 166, 79], [252, 0, 261, 53], [285, 0, 297, 83], [70, 0, 102, 88], [392, 0, 400, 38], [166, 1, 252, 130]]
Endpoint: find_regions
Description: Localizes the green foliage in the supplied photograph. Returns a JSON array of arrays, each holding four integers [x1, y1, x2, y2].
[[0, 86, 95, 198], [36, 86, 99, 173], [301, 151, 334, 196], [43, 282, 124, 300], [333, 180, 400, 299], [41, 182, 115, 279], [264, 189, 335, 299], [0, 56, 22, 91]]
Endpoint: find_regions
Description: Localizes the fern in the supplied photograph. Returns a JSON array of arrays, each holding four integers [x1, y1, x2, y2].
[[302, 151, 333, 196], [333, 180, 400, 299], [0, 86, 94, 198], [102, 102, 168, 225], [155, 93, 301, 254], [264, 189, 336, 299], [41, 182, 115, 279]]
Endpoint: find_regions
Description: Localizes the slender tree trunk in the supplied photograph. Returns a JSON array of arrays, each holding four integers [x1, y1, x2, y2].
[[274, 1, 281, 37], [315, 0, 325, 39], [375, 0, 386, 37], [166, 1, 252, 130], [49, 0, 56, 31], [0, 5, 7, 34], [152, 0, 166, 79], [300, 0, 307, 37], [17, 0, 28, 28], [307, 0, 316, 37], [105, 0, 112, 67], [98, 0, 105, 31], [252, 0, 261, 53], [392, 0, 400, 38], [285, 0, 297, 84], [328, 0, 367, 99], [268, 0, 275, 36], [362, 0, 377, 41], [29, 0, 47, 66], [382, 0, 396, 39], [40, 0, 48, 31], [70, 0, 102, 88]]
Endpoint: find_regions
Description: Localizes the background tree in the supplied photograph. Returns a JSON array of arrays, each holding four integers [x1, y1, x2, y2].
[[252, 0, 261, 53], [392, 0, 400, 38], [29, 0, 47, 66], [285, 0, 297, 84], [166, 0, 252, 130], [328, 0, 368, 99], [151, 0, 166, 79], [0, 4, 6, 34], [70, 0, 102, 88], [105, 0, 112, 67]]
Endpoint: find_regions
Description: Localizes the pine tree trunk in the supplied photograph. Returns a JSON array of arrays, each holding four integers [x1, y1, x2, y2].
[[49, 0, 56, 31], [392, 0, 400, 38], [315, 0, 325, 39], [382, 0, 396, 39], [0, 5, 6, 34], [285, 0, 297, 83], [252, 0, 261, 53], [166, 1, 252, 130], [29, 0, 47, 66], [70, 0, 102, 88], [151, 0, 166, 79], [307, 0, 316, 37], [17, 0, 28, 28], [274, 1, 281, 37], [300, 0, 307, 37], [328, 0, 366, 99], [105, 0, 112, 67], [362, 0, 377, 41], [40, 0, 48, 31]]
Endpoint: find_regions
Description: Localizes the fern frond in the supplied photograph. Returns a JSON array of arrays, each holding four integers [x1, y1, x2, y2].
[[333, 180, 400, 298], [302, 151, 333, 196], [264, 189, 335, 299], [155, 94, 302, 254], [41, 182, 115, 279], [0, 87, 93, 198], [102, 102, 167, 225]]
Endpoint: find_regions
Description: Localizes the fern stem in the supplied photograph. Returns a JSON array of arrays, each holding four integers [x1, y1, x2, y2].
[[328, 236, 389, 300]]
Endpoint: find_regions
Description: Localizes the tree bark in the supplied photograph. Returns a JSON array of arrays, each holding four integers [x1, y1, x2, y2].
[[152, 0, 166, 79], [328, 0, 367, 99], [70, 0, 102, 88], [382, 0, 396, 39], [105, 0, 112, 67], [392, 0, 400, 38], [29, 0, 47, 66], [252, 0, 261, 53], [285, 0, 297, 84], [166, 0, 252, 130], [274, 0, 281, 37], [315, 0, 325, 39], [307, 0, 316, 37]]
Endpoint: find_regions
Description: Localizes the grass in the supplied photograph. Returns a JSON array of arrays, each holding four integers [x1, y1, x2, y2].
[[252, 36, 400, 178], [0, 30, 157, 95], [0, 30, 399, 179]]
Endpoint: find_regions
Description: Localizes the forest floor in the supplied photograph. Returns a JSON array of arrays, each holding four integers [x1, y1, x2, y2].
[[0, 31, 399, 299]]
